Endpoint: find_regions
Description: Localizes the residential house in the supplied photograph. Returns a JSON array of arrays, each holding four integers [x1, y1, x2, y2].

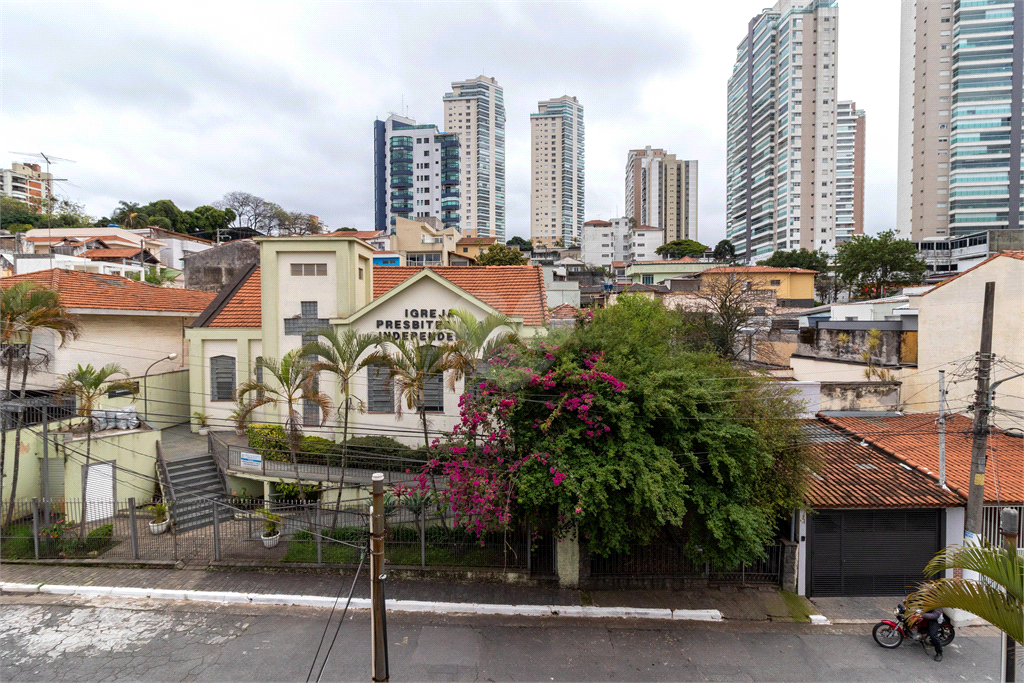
[[699, 266, 817, 308], [625, 225, 664, 262], [454, 236, 497, 261], [625, 258, 718, 285], [126, 227, 214, 270], [799, 413, 1021, 603], [901, 251, 1024, 427], [0, 268, 215, 428]]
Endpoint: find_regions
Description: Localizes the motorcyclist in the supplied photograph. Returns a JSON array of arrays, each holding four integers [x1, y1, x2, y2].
[[919, 608, 946, 661]]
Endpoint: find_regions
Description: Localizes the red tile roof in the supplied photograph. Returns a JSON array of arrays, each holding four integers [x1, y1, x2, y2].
[[821, 413, 1023, 504], [630, 258, 701, 265], [374, 266, 549, 325], [702, 265, 818, 275], [924, 250, 1024, 296], [456, 237, 498, 246], [201, 265, 549, 328], [207, 266, 262, 328], [804, 421, 963, 508], [584, 220, 612, 226], [0, 268, 215, 313], [80, 248, 146, 259], [549, 303, 578, 319]]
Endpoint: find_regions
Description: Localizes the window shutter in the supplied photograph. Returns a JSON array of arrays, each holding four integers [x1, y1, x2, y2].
[[419, 372, 444, 413], [210, 355, 236, 401], [367, 364, 394, 413]]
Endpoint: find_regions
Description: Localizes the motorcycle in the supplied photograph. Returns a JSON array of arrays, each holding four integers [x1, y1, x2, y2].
[[872, 602, 955, 651]]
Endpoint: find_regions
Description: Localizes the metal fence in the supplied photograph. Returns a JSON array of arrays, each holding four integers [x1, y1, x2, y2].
[[983, 505, 1024, 549], [590, 539, 784, 585], [0, 496, 536, 571]]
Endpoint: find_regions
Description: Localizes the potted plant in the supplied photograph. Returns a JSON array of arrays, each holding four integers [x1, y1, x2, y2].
[[256, 508, 282, 548], [148, 503, 169, 535], [193, 411, 210, 436], [228, 402, 250, 437]]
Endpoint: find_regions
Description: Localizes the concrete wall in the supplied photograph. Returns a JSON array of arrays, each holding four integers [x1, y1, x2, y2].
[[24, 313, 193, 392], [182, 240, 259, 293], [103, 369, 191, 430], [2, 421, 159, 502], [819, 381, 902, 412], [791, 356, 916, 384], [795, 327, 904, 367], [905, 256, 1024, 426]]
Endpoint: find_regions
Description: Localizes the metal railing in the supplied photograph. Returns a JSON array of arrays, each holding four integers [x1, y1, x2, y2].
[[590, 541, 784, 585], [983, 505, 1024, 549]]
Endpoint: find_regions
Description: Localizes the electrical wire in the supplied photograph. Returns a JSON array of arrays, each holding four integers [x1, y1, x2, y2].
[[309, 541, 367, 683]]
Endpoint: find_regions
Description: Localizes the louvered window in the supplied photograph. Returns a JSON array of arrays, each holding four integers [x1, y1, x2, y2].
[[367, 364, 394, 413], [418, 372, 444, 413], [210, 355, 236, 401]]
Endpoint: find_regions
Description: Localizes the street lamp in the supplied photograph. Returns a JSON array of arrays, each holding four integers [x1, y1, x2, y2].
[[144, 353, 177, 424]]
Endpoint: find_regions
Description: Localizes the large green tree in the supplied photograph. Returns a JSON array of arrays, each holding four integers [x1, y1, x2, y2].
[[140, 200, 183, 232], [758, 248, 829, 273], [712, 239, 736, 262], [834, 230, 926, 299], [427, 295, 814, 565], [506, 236, 533, 252], [656, 239, 708, 260], [476, 243, 528, 266], [1, 198, 42, 231], [180, 205, 237, 238]]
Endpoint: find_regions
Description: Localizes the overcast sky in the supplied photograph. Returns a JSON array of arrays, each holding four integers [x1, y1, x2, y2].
[[1, 0, 899, 244]]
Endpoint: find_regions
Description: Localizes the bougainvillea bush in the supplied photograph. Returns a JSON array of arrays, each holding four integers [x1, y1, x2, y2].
[[411, 295, 815, 568]]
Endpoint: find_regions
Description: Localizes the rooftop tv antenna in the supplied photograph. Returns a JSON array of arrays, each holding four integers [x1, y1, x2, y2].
[[8, 152, 76, 266]]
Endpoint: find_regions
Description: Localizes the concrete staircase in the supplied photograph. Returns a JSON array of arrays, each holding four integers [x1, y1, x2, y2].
[[163, 454, 228, 533]]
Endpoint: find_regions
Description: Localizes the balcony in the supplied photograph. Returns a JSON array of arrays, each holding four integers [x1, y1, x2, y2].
[[441, 138, 460, 148], [441, 173, 460, 184], [441, 189, 460, 198], [441, 200, 460, 211], [391, 203, 413, 213], [442, 213, 460, 223], [390, 192, 412, 201], [391, 150, 413, 161], [390, 180, 412, 189], [390, 137, 413, 150]]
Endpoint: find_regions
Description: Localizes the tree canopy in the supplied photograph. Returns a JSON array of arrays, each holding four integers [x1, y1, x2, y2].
[[476, 243, 528, 266], [712, 239, 736, 262], [757, 248, 829, 273], [419, 295, 813, 566], [656, 239, 708, 260], [506, 236, 533, 251], [834, 230, 926, 299]]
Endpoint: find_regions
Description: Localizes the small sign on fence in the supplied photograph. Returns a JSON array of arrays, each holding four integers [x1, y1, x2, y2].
[[239, 451, 262, 471]]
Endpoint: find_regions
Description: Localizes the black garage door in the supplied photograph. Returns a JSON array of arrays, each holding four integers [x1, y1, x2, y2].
[[808, 509, 943, 597]]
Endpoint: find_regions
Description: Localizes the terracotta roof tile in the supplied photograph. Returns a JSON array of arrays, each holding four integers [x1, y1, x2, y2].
[[804, 420, 964, 508], [202, 265, 549, 328], [702, 265, 818, 274], [549, 303, 578, 319], [820, 413, 1023, 504], [80, 248, 146, 259], [207, 266, 262, 328], [374, 266, 549, 325], [583, 220, 612, 226], [0, 268, 214, 313], [924, 250, 1024, 295], [630, 258, 701, 265], [456, 237, 498, 246]]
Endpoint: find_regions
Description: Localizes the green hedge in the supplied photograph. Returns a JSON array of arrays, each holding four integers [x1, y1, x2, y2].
[[245, 425, 424, 472]]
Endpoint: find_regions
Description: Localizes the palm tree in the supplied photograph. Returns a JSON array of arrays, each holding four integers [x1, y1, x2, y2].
[[56, 364, 136, 538], [303, 328, 389, 526], [436, 308, 520, 391], [906, 540, 1023, 645], [236, 349, 332, 520], [381, 337, 460, 449], [1, 281, 80, 528]]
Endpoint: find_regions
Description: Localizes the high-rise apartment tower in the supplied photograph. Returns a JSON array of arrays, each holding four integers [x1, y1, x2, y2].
[[836, 101, 866, 242], [530, 96, 585, 248], [727, 0, 841, 263], [444, 76, 506, 241], [896, 0, 1023, 239], [374, 115, 461, 234], [624, 147, 698, 245]]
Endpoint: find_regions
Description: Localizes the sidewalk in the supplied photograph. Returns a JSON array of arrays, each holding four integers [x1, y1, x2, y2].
[[0, 563, 836, 622]]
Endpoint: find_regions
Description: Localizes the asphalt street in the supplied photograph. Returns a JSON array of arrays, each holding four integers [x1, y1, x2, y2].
[[0, 593, 1003, 682]]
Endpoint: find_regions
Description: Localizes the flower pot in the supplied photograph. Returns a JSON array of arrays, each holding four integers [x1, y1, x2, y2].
[[198, 427, 210, 436], [235, 428, 246, 437], [262, 532, 280, 548], [149, 519, 169, 535]]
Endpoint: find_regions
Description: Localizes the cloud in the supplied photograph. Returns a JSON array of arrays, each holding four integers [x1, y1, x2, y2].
[[1, 0, 897, 241]]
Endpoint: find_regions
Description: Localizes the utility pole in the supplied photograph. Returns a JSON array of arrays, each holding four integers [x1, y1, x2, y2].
[[1000, 507, 1019, 683], [41, 405, 50, 523], [370, 472, 389, 682], [965, 282, 996, 539], [938, 370, 946, 488]]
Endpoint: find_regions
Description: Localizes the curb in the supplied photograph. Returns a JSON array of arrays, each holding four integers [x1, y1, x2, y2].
[[809, 614, 831, 625], [0, 582, 722, 622]]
